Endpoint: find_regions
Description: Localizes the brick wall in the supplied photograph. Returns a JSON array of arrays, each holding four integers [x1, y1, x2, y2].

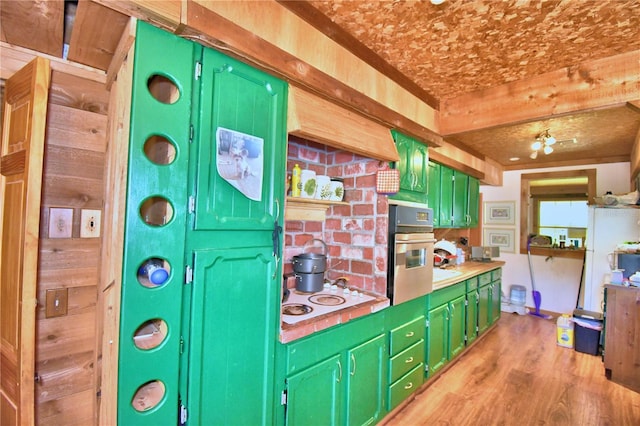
[[285, 136, 389, 296]]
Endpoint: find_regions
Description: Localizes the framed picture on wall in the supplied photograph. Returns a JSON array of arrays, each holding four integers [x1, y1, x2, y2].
[[483, 228, 515, 253], [483, 201, 516, 225]]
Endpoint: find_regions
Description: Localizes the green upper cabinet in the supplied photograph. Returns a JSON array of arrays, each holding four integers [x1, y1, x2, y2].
[[389, 130, 429, 204], [193, 46, 288, 232], [467, 176, 480, 228], [434, 164, 480, 229], [427, 161, 441, 227], [439, 166, 454, 227], [452, 170, 469, 228]]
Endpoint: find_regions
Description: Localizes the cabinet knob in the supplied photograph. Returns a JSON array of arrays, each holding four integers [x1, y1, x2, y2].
[[405, 356, 414, 364], [404, 382, 413, 390], [405, 331, 415, 338]]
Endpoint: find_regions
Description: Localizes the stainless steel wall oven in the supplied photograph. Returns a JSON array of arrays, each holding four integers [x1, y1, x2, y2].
[[387, 204, 435, 305]]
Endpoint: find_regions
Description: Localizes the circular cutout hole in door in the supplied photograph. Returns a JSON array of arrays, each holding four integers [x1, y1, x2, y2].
[[139, 196, 173, 227], [144, 135, 176, 165], [137, 257, 171, 288], [147, 74, 180, 105], [133, 318, 168, 350], [131, 379, 165, 412]]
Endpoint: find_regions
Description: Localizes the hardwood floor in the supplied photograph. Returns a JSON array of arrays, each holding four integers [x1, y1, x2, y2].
[[387, 313, 640, 425]]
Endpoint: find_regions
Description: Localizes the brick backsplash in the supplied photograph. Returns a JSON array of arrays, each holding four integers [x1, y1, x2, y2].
[[285, 137, 389, 296]]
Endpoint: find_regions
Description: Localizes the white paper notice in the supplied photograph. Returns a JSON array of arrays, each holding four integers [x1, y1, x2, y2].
[[216, 127, 264, 202]]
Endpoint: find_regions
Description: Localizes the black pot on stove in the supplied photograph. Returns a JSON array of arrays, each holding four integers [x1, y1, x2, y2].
[[292, 253, 326, 293]]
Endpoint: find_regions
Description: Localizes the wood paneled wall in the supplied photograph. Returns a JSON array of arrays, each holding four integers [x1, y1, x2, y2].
[[34, 71, 109, 425]]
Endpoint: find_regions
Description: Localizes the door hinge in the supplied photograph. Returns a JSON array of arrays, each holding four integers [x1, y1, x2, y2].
[[188, 196, 195, 214], [185, 265, 193, 284], [189, 124, 194, 143], [281, 390, 287, 406], [465, 299, 469, 306], [424, 364, 429, 373], [195, 61, 202, 80], [425, 319, 430, 328], [180, 403, 188, 425], [180, 336, 184, 354]]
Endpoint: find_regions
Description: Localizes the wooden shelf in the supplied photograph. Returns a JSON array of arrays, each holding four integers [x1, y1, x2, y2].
[[285, 196, 349, 221]]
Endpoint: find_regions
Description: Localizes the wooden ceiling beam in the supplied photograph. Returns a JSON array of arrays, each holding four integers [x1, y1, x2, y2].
[[0, 0, 64, 57], [440, 50, 640, 135], [68, 0, 130, 71], [176, 1, 443, 148]]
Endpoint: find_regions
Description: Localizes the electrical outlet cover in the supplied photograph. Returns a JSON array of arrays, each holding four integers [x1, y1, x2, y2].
[[49, 208, 73, 238], [80, 209, 102, 238]]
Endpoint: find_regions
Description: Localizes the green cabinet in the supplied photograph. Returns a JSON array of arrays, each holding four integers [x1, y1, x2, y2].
[[430, 162, 480, 229], [467, 177, 480, 228], [465, 276, 479, 345], [387, 316, 425, 411], [118, 22, 288, 425], [390, 130, 429, 204], [478, 269, 502, 336], [427, 161, 441, 227], [452, 170, 469, 227], [286, 355, 342, 425], [284, 314, 386, 426], [426, 283, 466, 378]]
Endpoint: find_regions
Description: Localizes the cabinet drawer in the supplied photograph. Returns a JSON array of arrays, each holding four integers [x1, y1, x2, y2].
[[466, 276, 478, 292], [430, 282, 465, 307], [389, 316, 425, 356], [478, 271, 492, 287], [388, 363, 424, 410], [389, 339, 424, 384], [492, 268, 502, 280]]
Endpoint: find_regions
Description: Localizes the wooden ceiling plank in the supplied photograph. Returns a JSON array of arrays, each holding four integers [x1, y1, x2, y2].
[[0, 0, 64, 57], [67, 0, 130, 71], [276, 0, 439, 110], [440, 50, 640, 135], [1, 42, 106, 84], [179, 1, 442, 150], [91, 0, 182, 33], [106, 17, 137, 90]]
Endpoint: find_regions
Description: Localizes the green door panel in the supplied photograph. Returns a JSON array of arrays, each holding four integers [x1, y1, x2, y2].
[[490, 281, 502, 324], [185, 246, 279, 425], [452, 171, 469, 228], [478, 284, 491, 335], [194, 47, 287, 232], [427, 304, 448, 377], [389, 130, 428, 204], [467, 177, 480, 228], [427, 162, 441, 227], [118, 22, 200, 425], [449, 295, 466, 359], [346, 334, 386, 426], [466, 290, 479, 345], [439, 166, 454, 227], [286, 355, 342, 426]]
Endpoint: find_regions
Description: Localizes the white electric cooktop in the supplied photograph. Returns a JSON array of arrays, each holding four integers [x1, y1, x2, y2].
[[282, 287, 375, 325]]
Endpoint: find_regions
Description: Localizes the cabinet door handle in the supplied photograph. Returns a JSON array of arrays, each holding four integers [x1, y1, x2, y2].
[[337, 360, 342, 383], [405, 356, 414, 364], [404, 382, 413, 390], [405, 331, 415, 338], [350, 353, 356, 376]]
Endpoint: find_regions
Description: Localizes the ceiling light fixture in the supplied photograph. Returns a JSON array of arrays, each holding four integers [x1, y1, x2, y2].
[[530, 129, 557, 158]]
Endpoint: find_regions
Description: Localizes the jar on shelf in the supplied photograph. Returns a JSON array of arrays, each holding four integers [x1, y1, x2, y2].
[[329, 177, 344, 201]]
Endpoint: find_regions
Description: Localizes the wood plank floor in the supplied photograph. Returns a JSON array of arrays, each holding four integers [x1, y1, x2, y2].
[[387, 313, 640, 425]]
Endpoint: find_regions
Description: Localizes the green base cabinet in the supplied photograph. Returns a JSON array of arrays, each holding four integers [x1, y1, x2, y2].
[[478, 269, 502, 336], [465, 276, 479, 345], [426, 283, 466, 378], [286, 355, 343, 425], [284, 314, 386, 426]]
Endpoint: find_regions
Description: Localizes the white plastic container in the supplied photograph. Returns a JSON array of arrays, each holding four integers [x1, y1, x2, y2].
[[509, 285, 526, 306]]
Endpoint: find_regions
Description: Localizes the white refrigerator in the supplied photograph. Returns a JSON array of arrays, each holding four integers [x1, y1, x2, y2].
[[583, 206, 640, 313]]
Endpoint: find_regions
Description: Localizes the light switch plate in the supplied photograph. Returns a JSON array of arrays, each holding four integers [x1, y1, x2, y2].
[[45, 288, 68, 318], [80, 209, 101, 238], [49, 208, 73, 238]]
